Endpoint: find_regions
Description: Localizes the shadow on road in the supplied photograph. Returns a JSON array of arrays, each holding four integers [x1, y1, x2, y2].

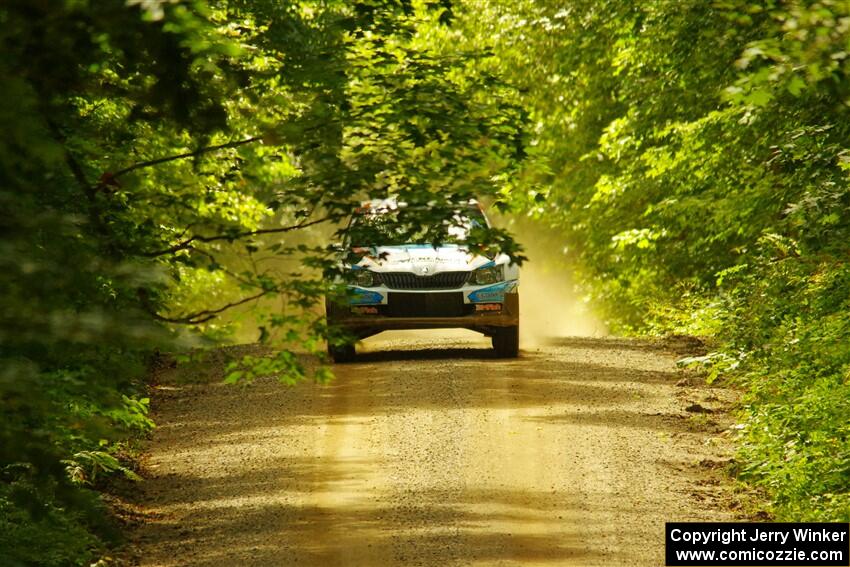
[[132, 336, 731, 567], [352, 346, 499, 362], [134, 480, 611, 566]]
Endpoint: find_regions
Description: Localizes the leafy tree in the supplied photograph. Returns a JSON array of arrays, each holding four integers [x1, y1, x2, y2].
[[460, 0, 850, 520], [1, 1, 524, 563]]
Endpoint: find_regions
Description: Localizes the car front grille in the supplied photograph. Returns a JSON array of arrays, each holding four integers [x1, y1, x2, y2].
[[385, 292, 469, 317], [380, 271, 469, 290]]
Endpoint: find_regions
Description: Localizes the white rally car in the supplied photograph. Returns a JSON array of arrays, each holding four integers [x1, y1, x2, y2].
[[325, 199, 519, 362]]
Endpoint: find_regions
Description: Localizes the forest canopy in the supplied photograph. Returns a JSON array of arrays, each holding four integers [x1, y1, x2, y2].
[[1, 0, 848, 564], [1, 1, 524, 563], [458, 0, 850, 522]]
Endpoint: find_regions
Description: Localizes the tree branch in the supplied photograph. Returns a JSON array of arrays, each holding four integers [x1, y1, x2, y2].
[[187, 246, 264, 288], [103, 136, 262, 184], [141, 290, 272, 325], [46, 118, 124, 257], [142, 216, 333, 257]]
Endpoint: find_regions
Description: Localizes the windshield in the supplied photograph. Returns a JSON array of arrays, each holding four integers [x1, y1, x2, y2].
[[346, 206, 488, 247]]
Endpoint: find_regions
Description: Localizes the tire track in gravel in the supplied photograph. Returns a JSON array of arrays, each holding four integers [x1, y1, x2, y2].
[[130, 335, 739, 566]]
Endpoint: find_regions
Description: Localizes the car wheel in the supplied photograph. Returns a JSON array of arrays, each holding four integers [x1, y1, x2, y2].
[[492, 325, 519, 358], [328, 342, 356, 363]]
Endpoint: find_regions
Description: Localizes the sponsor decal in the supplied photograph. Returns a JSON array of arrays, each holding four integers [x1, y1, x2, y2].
[[467, 281, 518, 303], [475, 303, 502, 312], [348, 289, 384, 305], [351, 306, 379, 315]]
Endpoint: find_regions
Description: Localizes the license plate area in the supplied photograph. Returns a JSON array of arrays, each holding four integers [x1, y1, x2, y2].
[[385, 292, 468, 317]]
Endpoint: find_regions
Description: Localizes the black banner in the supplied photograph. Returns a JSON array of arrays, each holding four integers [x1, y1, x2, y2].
[[666, 522, 849, 566]]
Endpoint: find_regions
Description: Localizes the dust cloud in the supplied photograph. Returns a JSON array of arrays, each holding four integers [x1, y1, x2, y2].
[[221, 211, 606, 348], [507, 217, 607, 346], [517, 261, 606, 345], [364, 214, 608, 349]]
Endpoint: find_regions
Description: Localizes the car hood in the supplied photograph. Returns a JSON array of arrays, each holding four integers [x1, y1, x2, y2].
[[354, 244, 492, 274]]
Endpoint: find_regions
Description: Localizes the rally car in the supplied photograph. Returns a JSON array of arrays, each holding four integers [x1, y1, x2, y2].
[[325, 199, 519, 362]]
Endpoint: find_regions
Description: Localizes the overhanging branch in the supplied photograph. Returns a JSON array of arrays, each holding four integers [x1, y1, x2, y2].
[[141, 290, 271, 325], [102, 136, 262, 186], [142, 216, 333, 257]]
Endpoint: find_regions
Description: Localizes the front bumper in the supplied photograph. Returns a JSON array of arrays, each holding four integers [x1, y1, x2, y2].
[[327, 288, 519, 339]]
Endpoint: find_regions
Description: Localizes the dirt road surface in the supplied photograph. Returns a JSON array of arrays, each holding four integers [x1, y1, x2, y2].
[[130, 334, 738, 566]]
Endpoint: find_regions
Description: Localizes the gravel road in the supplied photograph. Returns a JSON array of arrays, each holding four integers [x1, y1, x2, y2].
[[131, 334, 738, 566]]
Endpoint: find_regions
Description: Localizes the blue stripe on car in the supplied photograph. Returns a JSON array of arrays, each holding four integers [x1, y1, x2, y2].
[[349, 288, 384, 305], [467, 280, 518, 303]]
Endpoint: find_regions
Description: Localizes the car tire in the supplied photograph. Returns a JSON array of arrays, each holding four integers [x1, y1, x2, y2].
[[492, 325, 519, 358], [328, 342, 356, 363]]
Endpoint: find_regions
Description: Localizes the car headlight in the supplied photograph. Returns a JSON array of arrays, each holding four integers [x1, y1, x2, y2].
[[471, 265, 504, 285], [350, 269, 379, 287]]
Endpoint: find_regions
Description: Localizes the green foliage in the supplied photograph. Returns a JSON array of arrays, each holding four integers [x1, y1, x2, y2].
[[1, 1, 525, 563], [8, 3, 849, 562], [722, 248, 850, 520], [0, 481, 105, 567], [459, 0, 850, 520]]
